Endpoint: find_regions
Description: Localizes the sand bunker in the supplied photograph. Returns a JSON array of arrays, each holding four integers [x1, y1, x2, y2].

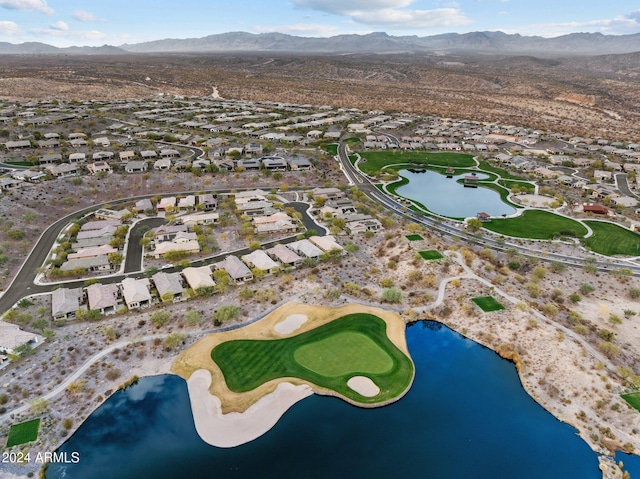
[[347, 376, 380, 397], [515, 194, 555, 208], [187, 369, 313, 448], [274, 314, 308, 335]]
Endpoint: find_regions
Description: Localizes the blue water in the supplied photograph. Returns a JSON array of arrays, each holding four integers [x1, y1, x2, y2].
[[48, 322, 600, 479], [616, 451, 640, 477], [395, 170, 517, 218]]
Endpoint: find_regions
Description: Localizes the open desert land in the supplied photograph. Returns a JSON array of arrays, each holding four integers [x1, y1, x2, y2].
[[2, 49, 640, 479], [1, 52, 640, 140], [2, 209, 640, 476]]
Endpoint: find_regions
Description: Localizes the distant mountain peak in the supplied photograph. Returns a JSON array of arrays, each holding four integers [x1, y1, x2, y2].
[[1, 31, 639, 56]]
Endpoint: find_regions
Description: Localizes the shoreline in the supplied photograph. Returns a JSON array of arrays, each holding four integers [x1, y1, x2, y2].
[[172, 302, 412, 414], [187, 369, 314, 448], [0, 298, 634, 479]]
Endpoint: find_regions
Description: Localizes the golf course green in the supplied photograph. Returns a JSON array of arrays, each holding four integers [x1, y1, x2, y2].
[[211, 313, 414, 404]]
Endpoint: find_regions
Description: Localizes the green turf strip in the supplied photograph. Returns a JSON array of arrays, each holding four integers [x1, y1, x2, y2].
[[357, 151, 474, 175], [6, 419, 40, 448], [482, 210, 588, 240], [622, 392, 640, 412], [419, 250, 444, 260], [211, 313, 413, 403], [405, 234, 424, 241], [583, 221, 640, 256], [472, 296, 505, 312]]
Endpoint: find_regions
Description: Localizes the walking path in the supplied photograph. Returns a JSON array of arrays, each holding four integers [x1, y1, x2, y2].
[[417, 250, 618, 375]]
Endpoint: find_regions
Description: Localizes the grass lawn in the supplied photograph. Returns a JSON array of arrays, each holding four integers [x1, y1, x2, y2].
[[406, 234, 424, 241], [472, 296, 505, 312], [5, 161, 35, 167], [583, 221, 640, 256], [325, 144, 338, 155], [498, 179, 536, 193], [6, 419, 40, 448], [357, 151, 475, 175], [211, 314, 414, 404], [418, 250, 444, 260], [622, 392, 640, 412], [294, 332, 393, 376], [482, 210, 588, 240]]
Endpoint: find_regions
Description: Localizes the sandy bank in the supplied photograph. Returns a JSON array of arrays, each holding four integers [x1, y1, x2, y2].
[[274, 313, 308, 334], [187, 369, 314, 448], [347, 376, 380, 397]]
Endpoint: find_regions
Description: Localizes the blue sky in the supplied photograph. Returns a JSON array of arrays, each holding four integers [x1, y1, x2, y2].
[[1, 0, 639, 47]]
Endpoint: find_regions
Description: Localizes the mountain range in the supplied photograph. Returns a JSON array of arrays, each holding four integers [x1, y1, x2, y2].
[[1, 31, 640, 56]]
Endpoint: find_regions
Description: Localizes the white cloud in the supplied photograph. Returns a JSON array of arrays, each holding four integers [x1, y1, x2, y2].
[[292, 0, 470, 29], [527, 12, 640, 37], [253, 23, 340, 36], [349, 7, 471, 29], [29, 26, 107, 42], [50, 20, 68, 31], [293, 0, 413, 15], [0, 20, 21, 36], [0, 0, 53, 15], [72, 10, 98, 22]]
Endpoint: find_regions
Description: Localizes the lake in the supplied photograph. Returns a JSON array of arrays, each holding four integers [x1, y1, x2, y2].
[[395, 170, 517, 218], [47, 322, 600, 479]]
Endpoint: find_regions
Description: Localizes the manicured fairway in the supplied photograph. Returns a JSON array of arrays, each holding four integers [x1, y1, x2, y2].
[[406, 234, 424, 241], [211, 314, 414, 403], [472, 296, 505, 312], [357, 151, 475, 175], [583, 221, 640, 256], [294, 332, 393, 376], [6, 419, 40, 447], [482, 210, 588, 240], [622, 392, 640, 412], [419, 250, 444, 260]]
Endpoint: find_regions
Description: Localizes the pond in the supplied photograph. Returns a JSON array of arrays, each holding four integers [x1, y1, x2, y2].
[[394, 170, 517, 218], [47, 322, 600, 479]]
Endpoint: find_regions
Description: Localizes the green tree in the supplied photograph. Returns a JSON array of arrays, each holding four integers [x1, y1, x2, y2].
[[184, 310, 202, 325], [6, 229, 25, 241], [31, 318, 48, 332], [466, 218, 483, 232], [108, 252, 124, 266], [213, 269, 231, 293], [29, 397, 48, 414], [164, 333, 187, 350], [580, 283, 595, 295], [150, 310, 171, 328], [213, 305, 240, 325], [381, 287, 403, 303]]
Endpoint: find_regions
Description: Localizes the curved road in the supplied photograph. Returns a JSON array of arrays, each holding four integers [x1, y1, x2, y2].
[[337, 141, 640, 276], [0, 189, 317, 314]]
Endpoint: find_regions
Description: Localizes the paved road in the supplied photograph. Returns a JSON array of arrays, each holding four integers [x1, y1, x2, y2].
[[287, 202, 328, 236], [124, 218, 166, 273], [0, 188, 315, 313], [0, 162, 30, 171], [337, 141, 640, 276], [616, 173, 637, 199]]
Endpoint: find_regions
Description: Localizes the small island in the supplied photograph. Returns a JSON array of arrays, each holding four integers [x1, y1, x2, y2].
[[172, 302, 414, 447]]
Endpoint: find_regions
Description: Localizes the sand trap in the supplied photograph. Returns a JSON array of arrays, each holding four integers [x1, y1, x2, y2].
[[187, 369, 313, 448], [347, 376, 380, 397], [515, 194, 555, 208], [274, 314, 308, 334]]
